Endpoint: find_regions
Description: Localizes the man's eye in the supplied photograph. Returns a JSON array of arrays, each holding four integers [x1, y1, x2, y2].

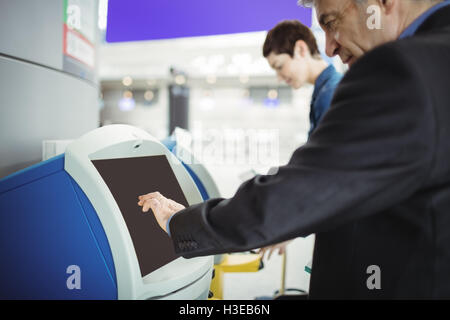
[[325, 20, 336, 31]]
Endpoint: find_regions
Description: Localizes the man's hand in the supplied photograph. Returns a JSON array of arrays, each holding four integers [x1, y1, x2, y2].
[[137, 192, 185, 233], [257, 240, 293, 260]]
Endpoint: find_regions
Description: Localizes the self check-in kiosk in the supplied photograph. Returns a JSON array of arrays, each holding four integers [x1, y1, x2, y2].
[[0, 125, 213, 299]]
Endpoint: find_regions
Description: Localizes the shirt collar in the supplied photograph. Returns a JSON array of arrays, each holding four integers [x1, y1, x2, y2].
[[399, 0, 450, 39]]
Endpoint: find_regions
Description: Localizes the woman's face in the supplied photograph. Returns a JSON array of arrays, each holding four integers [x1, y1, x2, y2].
[[266, 51, 309, 89]]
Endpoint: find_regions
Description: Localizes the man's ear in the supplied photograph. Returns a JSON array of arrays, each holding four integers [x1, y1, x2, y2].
[[376, 0, 395, 14]]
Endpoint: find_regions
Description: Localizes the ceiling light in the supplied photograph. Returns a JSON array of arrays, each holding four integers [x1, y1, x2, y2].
[[122, 76, 133, 87], [144, 90, 154, 101], [123, 90, 133, 99], [268, 89, 278, 100], [175, 75, 186, 85]]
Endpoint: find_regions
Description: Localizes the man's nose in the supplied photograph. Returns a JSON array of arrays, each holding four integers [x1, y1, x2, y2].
[[325, 32, 340, 57]]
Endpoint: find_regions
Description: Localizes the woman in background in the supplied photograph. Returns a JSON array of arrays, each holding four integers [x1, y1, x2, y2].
[[259, 20, 343, 259]]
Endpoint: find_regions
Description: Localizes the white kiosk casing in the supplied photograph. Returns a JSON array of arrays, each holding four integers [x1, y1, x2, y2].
[[65, 125, 213, 299]]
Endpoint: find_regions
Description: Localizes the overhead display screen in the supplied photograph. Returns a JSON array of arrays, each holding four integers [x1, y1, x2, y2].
[[92, 155, 189, 277], [106, 0, 312, 42]]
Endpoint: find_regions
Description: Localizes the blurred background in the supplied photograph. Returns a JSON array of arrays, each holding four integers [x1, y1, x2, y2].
[[0, 0, 346, 299]]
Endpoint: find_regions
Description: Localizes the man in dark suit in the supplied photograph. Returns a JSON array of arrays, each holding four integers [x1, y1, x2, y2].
[[138, 0, 450, 298]]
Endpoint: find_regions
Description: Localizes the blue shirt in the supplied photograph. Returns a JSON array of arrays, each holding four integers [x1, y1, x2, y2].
[[167, 216, 172, 236], [309, 64, 343, 137], [399, 0, 450, 39]]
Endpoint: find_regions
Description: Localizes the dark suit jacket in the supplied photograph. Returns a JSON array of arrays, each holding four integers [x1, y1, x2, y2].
[[169, 6, 450, 299]]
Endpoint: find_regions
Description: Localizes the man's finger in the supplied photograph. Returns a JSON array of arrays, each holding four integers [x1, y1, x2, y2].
[[142, 199, 151, 212], [258, 247, 267, 260], [139, 192, 164, 203], [138, 197, 150, 206], [268, 248, 274, 260], [142, 198, 160, 213]]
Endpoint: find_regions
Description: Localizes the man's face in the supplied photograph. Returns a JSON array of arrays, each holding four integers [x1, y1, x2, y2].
[[315, 0, 398, 67], [266, 52, 309, 89]]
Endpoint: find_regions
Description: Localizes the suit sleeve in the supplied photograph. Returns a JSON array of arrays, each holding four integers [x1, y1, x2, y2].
[[169, 44, 436, 258]]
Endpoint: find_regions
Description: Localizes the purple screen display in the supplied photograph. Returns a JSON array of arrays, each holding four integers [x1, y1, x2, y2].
[[106, 0, 312, 43]]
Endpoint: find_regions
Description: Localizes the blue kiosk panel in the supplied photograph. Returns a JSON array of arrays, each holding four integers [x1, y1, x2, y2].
[[0, 155, 117, 299]]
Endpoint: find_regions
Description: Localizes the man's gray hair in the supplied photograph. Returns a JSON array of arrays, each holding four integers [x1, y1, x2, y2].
[[297, 0, 314, 7]]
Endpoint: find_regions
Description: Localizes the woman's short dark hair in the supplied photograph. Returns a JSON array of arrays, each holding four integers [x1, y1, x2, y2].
[[263, 20, 320, 58]]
